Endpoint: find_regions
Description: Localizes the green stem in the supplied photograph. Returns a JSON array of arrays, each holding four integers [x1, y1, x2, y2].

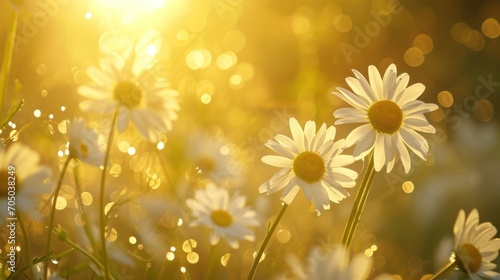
[[430, 260, 457, 280], [7, 248, 74, 280], [73, 161, 98, 254], [204, 245, 217, 280], [99, 110, 119, 280], [64, 236, 106, 272], [44, 156, 73, 280], [17, 214, 34, 279], [341, 152, 376, 254], [0, 8, 18, 120], [247, 203, 289, 280]]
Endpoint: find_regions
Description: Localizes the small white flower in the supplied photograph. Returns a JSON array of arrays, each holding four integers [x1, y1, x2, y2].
[[259, 117, 357, 214], [333, 64, 438, 173], [453, 209, 500, 279], [78, 52, 180, 142], [287, 244, 373, 280], [68, 118, 105, 166], [185, 132, 243, 186], [186, 183, 259, 249], [0, 143, 53, 221]]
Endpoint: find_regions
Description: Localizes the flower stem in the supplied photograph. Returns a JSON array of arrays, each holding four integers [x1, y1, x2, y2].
[[99, 110, 119, 280], [430, 260, 457, 280], [17, 214, 34, 279], [73, 161, 98, 253], [247, 203, 289, 280], [44, 155, 73, 280], [341, 152, 376, 254], [204, 245, 217, 280], [0, 8, 18, 121]]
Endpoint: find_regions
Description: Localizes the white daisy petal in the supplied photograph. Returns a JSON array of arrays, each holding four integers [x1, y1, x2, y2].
[[262, 155, 293, 168], [368, 65, 384, 100], [266, 141, 296, 158], [403, 115, 436, 133], [397, 83, 426, 105], [373, 133, 386, 172], [352, 69, 378, 102], [275, 134, 300, 154], [281, 184, 301, 205], [399, 127, 429, 160], [392, 73, 410, 102], [334, 88, 370, 110], [345, 124, 373, 148], [290, 118, 305, 151], [383, 64, 397, 100], [352, 130, 376, 159], [394, 132, 411, 174], [304, 121, 316, 150]]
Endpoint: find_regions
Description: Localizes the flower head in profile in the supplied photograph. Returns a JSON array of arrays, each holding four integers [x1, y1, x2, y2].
[[0, 143, 53, 221], [287, 244, 373, 280], [259, 118, 357, 214], [68, 118, 105, 166], [78, 52, 180, 142], [453, 208, 500, 279], [333, 64, 438, 173], [186, 183, 259, 249]]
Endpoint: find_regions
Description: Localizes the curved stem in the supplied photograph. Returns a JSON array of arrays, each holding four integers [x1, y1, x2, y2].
[[44, 155, 73, 280], [63, 235, 106, 272], [99, 110, 119, 280], [0, 8, 18, 120], [341, 152, 376, 254], [17, 214, 34, 279], [247, 203, 288, 280], [430, 260, 457, 280]]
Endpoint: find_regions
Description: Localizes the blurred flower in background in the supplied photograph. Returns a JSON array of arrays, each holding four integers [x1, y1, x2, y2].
[[186, 183, 259, 249], [0, 143, 53, 221], [453, 208, 500, 279], [78, 51, 179, 142], [67, 118, 106, 166], [287, 244, 373, 280]]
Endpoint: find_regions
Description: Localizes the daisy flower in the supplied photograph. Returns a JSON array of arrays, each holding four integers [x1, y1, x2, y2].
[[259, 117, 357, 214], [67, 118, 106, 166], [453, 209, 500, 279], [287, 244, 373, 280], [186, 183, 259, 249], [78, 52, 180, 142], [333, 64, 438, 173], [0, 143, 53, 221], [186, 132, 244, 186]]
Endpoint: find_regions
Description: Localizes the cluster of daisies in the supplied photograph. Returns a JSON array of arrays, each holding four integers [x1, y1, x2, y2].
[[1, 62, 499, 279]]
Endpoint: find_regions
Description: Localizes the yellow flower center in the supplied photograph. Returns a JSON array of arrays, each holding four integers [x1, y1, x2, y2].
[[293, 151, 326, 183], [457, 243, 482, 273], [79, 141, 89, 158], [211, 210, 233, 227], [114, 81, 142, 108], [197, 157, 215, 173], [367, 100, 403, 134]]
